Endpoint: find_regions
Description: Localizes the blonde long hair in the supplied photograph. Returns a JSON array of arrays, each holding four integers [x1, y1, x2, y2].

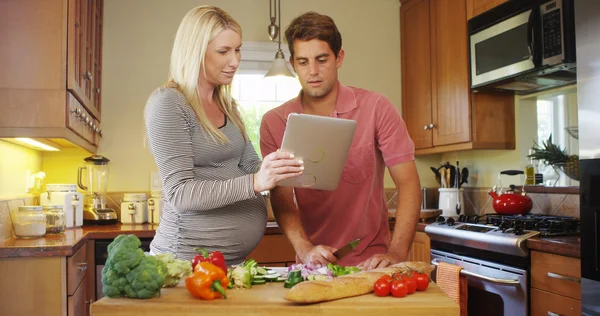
[[167, 6, 246, 143]]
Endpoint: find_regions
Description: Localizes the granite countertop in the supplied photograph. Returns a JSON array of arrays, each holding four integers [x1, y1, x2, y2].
[[0, 217, 407, 259], [527, 235, 581, 258], [0, 224, 159, 258]]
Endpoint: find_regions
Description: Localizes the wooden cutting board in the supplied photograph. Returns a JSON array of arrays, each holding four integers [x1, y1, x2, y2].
[[91, 282, 458, 316]]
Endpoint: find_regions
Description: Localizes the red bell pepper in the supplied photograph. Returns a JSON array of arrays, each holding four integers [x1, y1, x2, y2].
[[192, 248, 227, 273]]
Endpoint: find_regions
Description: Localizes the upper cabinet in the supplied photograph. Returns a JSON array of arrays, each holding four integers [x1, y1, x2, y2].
[[400, 0, 515, 155], [466, 0, 508, 20], [0, 0, 103, 153]]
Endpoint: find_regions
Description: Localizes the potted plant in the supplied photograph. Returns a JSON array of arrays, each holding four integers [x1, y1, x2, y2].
[[527, 134, 579, 181]]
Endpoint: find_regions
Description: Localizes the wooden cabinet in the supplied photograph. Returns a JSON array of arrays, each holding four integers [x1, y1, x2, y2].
[[530, 251, 582, 316], [400, 0, 515, 155], [246, 235, 297, 267], [0, 0, 103, 153], [406, 232, 431, 263], [466, 0, 507, 19], [0, 240, 95, 316]]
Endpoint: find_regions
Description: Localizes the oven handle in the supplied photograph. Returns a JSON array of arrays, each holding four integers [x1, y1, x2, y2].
[[431, 259, 521, 286]]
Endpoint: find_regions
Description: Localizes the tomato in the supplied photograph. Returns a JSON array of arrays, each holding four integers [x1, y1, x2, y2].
[[374, 278, 391, 297], [390, 280, 407, 298], [415, 273, 430, 291], [391, 272, 403, 281], [379, 275, 393, 283], [404, 277, 417, 294]]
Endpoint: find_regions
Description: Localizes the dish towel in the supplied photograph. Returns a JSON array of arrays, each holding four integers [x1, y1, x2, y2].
[[436, 262, 468, 316]]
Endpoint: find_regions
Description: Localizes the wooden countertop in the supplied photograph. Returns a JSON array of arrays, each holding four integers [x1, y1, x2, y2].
[[91, 281, 459, 316], [527, 235, 581, 258]]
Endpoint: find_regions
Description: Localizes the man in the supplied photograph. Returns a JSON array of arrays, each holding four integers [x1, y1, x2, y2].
[[260, 12, 421, 270]]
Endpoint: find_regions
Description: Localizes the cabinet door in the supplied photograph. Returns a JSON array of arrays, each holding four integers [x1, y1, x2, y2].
[[401, 0, 433, 150], [430, 0, 471, 146], [68, 0, 92, 109], [466, 0, 508, 20], [91, 0, 103, 117], [406, 232, 430, 263]]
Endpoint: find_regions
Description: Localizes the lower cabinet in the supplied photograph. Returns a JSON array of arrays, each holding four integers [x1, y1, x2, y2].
[[530, 251, 582, 316], [407, 231, 431, 263], [246, 234, 297, 267], [0, 240, 94, 316]]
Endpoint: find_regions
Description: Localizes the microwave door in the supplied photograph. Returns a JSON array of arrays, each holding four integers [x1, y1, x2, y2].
[[470, 9, 536, 88]]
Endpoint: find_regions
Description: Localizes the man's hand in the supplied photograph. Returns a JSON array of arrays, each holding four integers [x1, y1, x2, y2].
[[357, 251, 404, 270], [299, 245, 338, 266]]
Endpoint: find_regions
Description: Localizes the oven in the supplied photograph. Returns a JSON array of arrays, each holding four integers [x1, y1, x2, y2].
[[431, 249, 528, 316], [425, 214, 580, 316]]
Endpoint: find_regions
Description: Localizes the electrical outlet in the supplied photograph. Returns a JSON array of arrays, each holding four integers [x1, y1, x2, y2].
[[151, 172, 162, 192]]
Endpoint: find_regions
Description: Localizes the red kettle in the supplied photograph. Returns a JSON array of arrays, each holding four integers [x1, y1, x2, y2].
[[488, 170, 533, 215]]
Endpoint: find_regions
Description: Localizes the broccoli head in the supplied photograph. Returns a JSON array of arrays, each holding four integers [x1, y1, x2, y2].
[[125, 255, 166, 299], [101, 234, 165, 299], [105, 235, 145, 275]]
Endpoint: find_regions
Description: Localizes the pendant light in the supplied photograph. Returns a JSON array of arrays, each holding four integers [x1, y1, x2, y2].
[[265, 0, 294, 78]]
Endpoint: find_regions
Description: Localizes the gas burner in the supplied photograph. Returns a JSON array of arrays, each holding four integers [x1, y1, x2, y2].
[[484, 214, 580, 237]]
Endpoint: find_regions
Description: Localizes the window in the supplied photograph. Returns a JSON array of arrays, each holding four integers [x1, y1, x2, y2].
[[535, 90, 579, 186], [232, 42, 301, 155]]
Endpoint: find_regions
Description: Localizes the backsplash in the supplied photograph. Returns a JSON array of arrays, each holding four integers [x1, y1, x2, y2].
[[385, 187, 580, 218]]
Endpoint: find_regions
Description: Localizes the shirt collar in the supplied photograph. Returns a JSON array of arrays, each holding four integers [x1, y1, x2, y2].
[[283, 82, 357, 120]]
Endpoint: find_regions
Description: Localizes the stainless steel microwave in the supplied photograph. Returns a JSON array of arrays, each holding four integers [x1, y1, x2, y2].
[[468, 0, 576, 94]]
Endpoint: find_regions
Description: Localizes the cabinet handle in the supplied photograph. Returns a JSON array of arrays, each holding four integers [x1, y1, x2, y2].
[[547, 272, 581, 283], [547, 312, 560, 316], [77, 262, 87, 272], [94, 88, 101, 94], [85, 116, 90, 124], [98, 130, 103, 137], [429, 123, 436, 129], [84, 71, 93, 80], [424, 125, 429, 130], [74, 108, 82, 117]]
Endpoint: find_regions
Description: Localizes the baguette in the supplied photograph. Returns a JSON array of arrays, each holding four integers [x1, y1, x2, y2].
[[283, 261, 434, 304]]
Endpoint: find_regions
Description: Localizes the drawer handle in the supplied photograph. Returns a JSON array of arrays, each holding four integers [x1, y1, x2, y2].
[[77, 262, 88, 272], [547, 272, 581, 283], [548, 312, 560, 316]]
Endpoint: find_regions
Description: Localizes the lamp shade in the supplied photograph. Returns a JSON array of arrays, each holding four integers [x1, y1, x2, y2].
[[265, 49, 295, 78]]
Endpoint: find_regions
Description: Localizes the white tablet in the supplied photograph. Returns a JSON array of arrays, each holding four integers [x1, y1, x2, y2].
[[277, 113, 357, 190]]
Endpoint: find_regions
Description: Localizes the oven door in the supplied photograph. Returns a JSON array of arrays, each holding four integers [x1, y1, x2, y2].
[[470, 8, 537, 88], [431, 250, 528, 316]]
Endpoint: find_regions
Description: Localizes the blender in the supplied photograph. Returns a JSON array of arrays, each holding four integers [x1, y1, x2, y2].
[[78, 155, 118, 225]]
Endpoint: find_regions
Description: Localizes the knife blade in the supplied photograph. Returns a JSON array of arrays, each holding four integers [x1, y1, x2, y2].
[[333, 238, 361, 259]]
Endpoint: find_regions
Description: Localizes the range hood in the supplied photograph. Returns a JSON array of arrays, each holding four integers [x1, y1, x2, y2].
[[477, 64, 578, 95]]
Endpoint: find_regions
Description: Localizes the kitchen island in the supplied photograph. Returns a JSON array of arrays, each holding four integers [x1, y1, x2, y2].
[[91, 281, 459, 316]]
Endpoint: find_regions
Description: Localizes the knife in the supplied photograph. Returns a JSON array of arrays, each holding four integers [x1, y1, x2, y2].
[[333, 238, 361, 259]]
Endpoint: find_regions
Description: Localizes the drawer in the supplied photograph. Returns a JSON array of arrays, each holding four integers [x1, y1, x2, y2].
[[67, 244, 88, 296], [67, 92, 100, 145], [246, 235, 296, 264], [531, 251, 581, 300], [68, 275, 88, 316], [531, 288, 581, 316]]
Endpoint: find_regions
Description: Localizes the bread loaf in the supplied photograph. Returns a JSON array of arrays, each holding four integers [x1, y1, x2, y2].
[[283, 261, 433, 303]]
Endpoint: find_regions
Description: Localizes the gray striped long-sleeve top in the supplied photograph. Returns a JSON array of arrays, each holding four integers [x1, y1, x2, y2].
[[144, 87, 267, 264]]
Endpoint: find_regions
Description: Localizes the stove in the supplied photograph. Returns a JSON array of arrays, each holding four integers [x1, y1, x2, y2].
[[427, 214, 580, 316], [424, 214, 580, 257]]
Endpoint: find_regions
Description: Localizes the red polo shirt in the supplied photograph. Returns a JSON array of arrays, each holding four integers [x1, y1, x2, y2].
[[259, 82, 415, 266]]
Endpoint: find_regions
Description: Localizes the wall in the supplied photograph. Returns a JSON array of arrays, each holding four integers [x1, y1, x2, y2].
[[98, 0, 403, 191], [0, 140, 43, 199]]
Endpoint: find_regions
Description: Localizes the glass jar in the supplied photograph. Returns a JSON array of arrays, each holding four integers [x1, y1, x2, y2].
[[10, 206, 47, 238], [42, 205, 66, 234]]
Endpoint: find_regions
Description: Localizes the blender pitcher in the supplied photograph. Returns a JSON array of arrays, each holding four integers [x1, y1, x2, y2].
[[78, 155, 118, 224]]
